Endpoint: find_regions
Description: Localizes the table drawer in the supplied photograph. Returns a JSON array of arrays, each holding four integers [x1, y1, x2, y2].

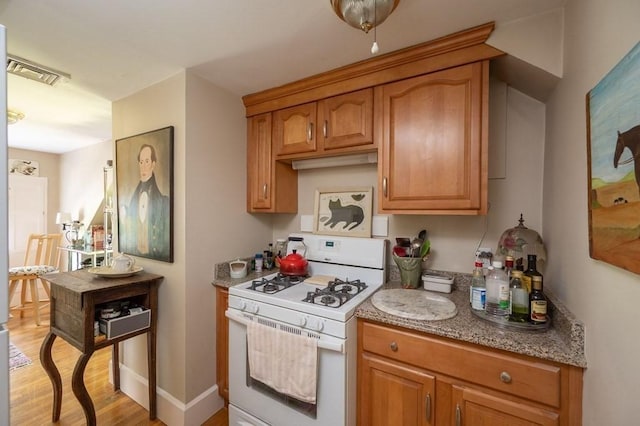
[[361, 321, 561, 407]]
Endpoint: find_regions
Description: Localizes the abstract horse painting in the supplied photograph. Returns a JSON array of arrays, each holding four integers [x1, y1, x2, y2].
[[586, 40, 640, 275], [613, 124, 640, 196]]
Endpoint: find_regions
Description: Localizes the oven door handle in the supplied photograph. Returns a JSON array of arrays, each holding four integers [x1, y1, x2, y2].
[[226, 309, 345, 354]]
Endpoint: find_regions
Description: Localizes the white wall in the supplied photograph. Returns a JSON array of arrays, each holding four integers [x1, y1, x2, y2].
[[273, 82, 546, 275], [544, 0, 640, 424]]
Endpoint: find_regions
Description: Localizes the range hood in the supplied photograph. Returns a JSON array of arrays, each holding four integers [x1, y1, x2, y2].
[[291, 152, 377, 170]]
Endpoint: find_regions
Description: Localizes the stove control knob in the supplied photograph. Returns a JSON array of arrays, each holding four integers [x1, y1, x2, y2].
[[249, 303, 259, 314], [308, 319, 324, 332], [298, 316, 308, 327], [238, 300, 247, 311]]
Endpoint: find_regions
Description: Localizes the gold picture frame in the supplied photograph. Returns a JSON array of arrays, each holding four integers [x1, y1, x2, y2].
[[313, 186, 373, 237]]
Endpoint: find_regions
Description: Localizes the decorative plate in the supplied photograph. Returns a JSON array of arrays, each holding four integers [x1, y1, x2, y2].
[[87, 266, 144, 278]]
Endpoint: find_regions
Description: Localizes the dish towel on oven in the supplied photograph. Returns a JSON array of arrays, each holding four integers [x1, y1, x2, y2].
[[247, 319, 319, 403]]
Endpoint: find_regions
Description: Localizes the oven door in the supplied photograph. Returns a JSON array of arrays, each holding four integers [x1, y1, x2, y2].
[[227, 308, 354, 426]]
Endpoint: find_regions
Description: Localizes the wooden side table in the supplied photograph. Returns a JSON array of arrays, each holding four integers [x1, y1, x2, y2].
[[39, 270, 162, 426]]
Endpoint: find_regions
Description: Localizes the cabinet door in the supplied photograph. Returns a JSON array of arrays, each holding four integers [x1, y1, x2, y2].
[[359, 353, 435, 426], [273, 102, 317, 156], [379, 62, 488, 214], [247, 113, 273, 211], [216, 287, 229, 402], [318, 88, 374, 151], [452, 385, 559, 426]]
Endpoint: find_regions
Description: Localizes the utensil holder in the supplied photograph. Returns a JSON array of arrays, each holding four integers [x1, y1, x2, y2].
[[392, 253, 423, 289]]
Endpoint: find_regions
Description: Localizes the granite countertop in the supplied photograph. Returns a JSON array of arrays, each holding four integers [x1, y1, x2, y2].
[[356, 272, 587, 368], [212, 259, 279, 288]]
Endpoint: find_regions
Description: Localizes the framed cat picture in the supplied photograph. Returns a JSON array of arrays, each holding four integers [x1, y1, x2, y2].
[[313, 186, 373, 237]]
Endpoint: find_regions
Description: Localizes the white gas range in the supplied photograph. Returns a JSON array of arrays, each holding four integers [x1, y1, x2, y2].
[[226, 233, 387, 426]]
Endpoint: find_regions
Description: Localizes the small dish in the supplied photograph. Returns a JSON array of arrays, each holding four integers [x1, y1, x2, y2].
[[87, 265, 144, 278]]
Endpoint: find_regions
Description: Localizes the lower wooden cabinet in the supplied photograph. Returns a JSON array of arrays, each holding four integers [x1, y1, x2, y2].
[[360, 352, 435, 426], [215, 287, 229, 403], [357, 320, 583, 426]]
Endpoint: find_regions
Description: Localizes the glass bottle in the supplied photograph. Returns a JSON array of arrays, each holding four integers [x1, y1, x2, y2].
[[521, 254, 542, 294], [485, 261, 510, 316], [504, 255, 514, 281], [529, 276, 547, 324], [470, 260, 486, 311], [509, 270, 529, 322]]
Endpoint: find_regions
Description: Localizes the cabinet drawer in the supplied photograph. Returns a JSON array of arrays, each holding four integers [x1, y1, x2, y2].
[[361, 321, 561, 407]]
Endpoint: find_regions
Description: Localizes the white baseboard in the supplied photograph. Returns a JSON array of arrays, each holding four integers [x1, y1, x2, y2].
[[111, 361, 225, 426]]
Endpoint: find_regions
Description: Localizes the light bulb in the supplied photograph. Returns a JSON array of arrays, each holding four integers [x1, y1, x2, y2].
[[371, 41, 379, 54]]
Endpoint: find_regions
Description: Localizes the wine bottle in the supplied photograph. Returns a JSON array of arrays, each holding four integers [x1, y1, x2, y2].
[[529, 276, 547, 324], [521, 254, 542, 294]]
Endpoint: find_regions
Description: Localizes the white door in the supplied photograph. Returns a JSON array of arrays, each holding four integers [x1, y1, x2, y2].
[[8, 174, 47, 267]]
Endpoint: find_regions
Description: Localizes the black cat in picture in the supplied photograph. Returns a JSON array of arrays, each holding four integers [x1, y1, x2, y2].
[[321, 195, 365, 230]]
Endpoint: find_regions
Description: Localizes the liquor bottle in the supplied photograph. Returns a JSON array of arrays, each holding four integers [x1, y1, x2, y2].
[[521, 254, 542, 294], [470, 260, 486, 311], [509, 270, 529, 322], [529, 276, 547, 324], [504, 255, 514, 281], [485, 261, 510, 316]]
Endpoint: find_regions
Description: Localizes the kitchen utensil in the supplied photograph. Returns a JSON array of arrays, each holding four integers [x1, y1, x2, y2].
[[420, 239, 431, 259], [418, 229, 427, 241], [410, 238, 422, 258], [276, 249, 309, 276], [229, 259, 248, 279], [395, 237, 411, 247], [392, 245, 407, 257]]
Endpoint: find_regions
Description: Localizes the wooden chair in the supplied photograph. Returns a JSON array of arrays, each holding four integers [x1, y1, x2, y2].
[[8, 233, 62, 326]]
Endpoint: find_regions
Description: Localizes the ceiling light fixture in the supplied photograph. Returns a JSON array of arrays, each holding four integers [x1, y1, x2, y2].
[[330, 0, 400, 54], [7, 109, 25, 125]]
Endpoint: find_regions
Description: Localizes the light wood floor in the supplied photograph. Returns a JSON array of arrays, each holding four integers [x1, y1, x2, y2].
[[8, 305, 228, 425]]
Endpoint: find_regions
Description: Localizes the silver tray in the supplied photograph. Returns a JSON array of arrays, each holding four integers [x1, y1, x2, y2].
[[470, 306, 550, 332]]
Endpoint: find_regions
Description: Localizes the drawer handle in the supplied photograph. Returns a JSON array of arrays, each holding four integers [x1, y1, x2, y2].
[[323, 120, 328, 138], [389, 341, 398, 352], [500, 371, 512, 384], [425, 393, 432, 422], [455, 404, 461, 426], [262, 183, 268, 199], [383, 177, 388, 197]]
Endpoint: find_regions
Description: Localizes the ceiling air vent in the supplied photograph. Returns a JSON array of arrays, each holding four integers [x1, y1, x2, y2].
[[6, 54, 70, 86]]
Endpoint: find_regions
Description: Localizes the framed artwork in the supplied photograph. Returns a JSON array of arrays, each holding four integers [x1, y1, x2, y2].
[[116, 126, 174, 263], [313, 186, 373, 237], [8, 159, 39, 176], [586, 41, 640, 275]]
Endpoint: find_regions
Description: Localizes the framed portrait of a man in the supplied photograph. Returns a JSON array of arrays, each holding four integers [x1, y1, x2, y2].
[[116, 126, 174, 263]]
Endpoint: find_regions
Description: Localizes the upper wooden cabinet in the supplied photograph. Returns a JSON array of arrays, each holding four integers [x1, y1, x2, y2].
[[378, 61, 489, 215], [273, 88, 375, 159], [247, 113, 297, 213], [243, 23, 503, 215]]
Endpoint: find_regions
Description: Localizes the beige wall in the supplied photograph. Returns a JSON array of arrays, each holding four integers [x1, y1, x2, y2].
[[112, 72, 189, 403], [183, 71, 272, 403], [544, 0, 640, 424], [8, 148, 60, 234], [59, 139, 113, 228], [111, 70, 272, 423]]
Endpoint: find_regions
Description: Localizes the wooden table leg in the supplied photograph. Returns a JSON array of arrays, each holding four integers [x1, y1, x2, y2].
[[72, 351, 96, 426], [39, 332, 62, 422], [148, 329, 157, 419], [112, 343, 120, 391]]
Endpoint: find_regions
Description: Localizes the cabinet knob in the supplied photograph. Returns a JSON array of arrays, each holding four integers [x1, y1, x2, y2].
[[389, 341, 398, 352], [499, 371, 512, 383]]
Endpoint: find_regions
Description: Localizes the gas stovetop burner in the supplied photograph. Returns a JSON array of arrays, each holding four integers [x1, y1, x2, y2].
[[249, 273, 306, 294], [302, 278, 368, 308]]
